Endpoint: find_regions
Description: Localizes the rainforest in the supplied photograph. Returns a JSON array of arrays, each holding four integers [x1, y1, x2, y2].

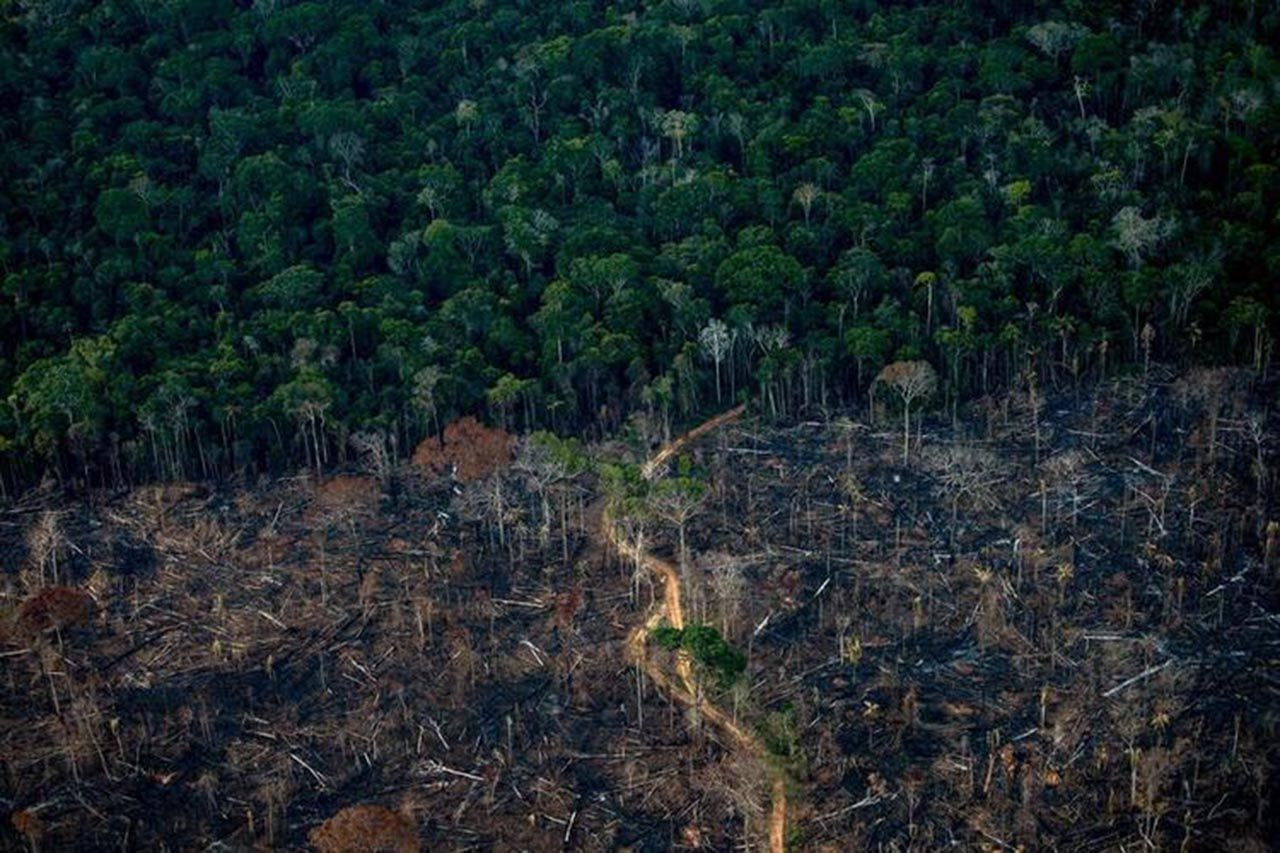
[[1, 0, 1278, 850]]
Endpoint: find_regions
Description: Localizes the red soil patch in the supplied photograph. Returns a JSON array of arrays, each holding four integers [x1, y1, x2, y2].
[[308, 804, 419, 853], [16, 586, 94, 635], [314, 474, 379, 508]]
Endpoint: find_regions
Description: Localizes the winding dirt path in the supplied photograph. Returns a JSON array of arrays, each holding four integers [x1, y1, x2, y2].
[[603, 405, 788, 852]]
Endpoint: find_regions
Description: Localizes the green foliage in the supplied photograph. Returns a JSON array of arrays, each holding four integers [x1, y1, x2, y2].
[[757, 704, 809, 779], [0, 0, 1275, 485], [526, 431, 590, 477], [600, 462, 650, 520], [650, 624, 683, 651], [654, 454, 707, 507], [648, 622, 746, 688]]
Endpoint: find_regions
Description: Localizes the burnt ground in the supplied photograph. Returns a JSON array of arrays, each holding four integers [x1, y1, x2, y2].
[[675, 370, 1280, 850], [2, 367, 1279, 850]]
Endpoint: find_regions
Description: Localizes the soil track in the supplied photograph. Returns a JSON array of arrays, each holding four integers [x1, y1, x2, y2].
[[603, 405, 788, 852]]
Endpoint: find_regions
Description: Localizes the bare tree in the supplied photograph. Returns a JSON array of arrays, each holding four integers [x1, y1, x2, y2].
[[703, 551, 748, 640], [699, 319, 733, 404], [1073, 75, 1091, 119], [660, 109, 698, 159], [654, 471, 707, 585], [852, 88, 882, 132], [1025, 21, 1089, 65], [793, 182, 820, 225], [927, 445, 1001, 546], [1111, 206, 1174, 269], [27, 510, 67, 586], [873, 361, 939, 463], [1040, 449, 1095, 534], [328, 132, 365, 192], [349, 430, 395, 486], [515, 433, 587, 561]]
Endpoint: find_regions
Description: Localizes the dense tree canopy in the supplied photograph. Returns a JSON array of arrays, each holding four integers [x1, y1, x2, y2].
[[1, 0, 1276, 488]]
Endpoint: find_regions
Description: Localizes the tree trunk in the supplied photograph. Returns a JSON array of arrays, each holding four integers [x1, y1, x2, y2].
[[902, 401, 911, 464]]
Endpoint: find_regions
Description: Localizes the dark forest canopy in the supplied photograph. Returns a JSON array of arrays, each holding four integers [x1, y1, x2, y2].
[[0, 0, 1276, 489]]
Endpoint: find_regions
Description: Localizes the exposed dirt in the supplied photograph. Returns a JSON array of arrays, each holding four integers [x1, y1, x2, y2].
[[606, 404, 789, 853], [2, 373, 1277, 849]]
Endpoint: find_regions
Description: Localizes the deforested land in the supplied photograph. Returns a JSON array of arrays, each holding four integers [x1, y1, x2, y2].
[[1, 0, 1279, 849]]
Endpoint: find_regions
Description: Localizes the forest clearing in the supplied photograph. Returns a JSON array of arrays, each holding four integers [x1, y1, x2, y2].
[[2, 367, 1277, 849], [2, 0, 1278, 848]]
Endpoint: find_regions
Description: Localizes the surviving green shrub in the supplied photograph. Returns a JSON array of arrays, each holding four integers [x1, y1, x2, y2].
[[648, 623, 746, 688]]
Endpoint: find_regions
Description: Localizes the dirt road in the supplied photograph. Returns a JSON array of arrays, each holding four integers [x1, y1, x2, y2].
[[603, 405, 788, 852]]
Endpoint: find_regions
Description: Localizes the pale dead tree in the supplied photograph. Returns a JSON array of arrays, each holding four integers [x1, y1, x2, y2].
[[580, 94, 610, 131], [1245, 412, 1269, 502], [653, 475, 707, 587], [970, 565, 1007, 648], [512, 48, 553, 142], [1169, 259, 1215, 331], [1024, 20, 1089, 64], [410, 365, 442, 437], [625, 55, 645, 98], [328, 132, 365, 191], [415, 181, 452, 221], [457, 473, 520, 559], [454, 226, 488, 268], [523, 83, 549, 142], [275, 74, 317, 103], [1026, 365, 1045, 463], [671, 23, 696, 66], [292, 398, 330, 476], [852, 88, 883, 132], [660, 109, 699, 160], [702, 551, 749, 640], [832, 416, 860, 472], [793, 182, 820, 225], [128, 172, 163, 209], [514, 441, 556, 549], [1223, 86, 1264, 136], [1265, 520, 1279, 575], [705, 751, 768, 846], [1073, 76, 1091, 119], [873, 360, 938, 463], [858, 41, 889, 70], [311, 475, 380, 606], [349, 430, 395, 485], [1111, 206, 1174, 269], [919, 157, 935, 211], [983, 151, 1001, 191], [27, 510, 67, 586], [699, 318, 733, 404], [1039, 449, 1095, 533], [514, 436, 585, 560], [1141, 322, 1156, 380], [387, 230, 423, 278], [926, 445, 1001, 545], [752, 325, 792, 417], [837, 469, 878, 543], [752, 323, 790, 353]]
